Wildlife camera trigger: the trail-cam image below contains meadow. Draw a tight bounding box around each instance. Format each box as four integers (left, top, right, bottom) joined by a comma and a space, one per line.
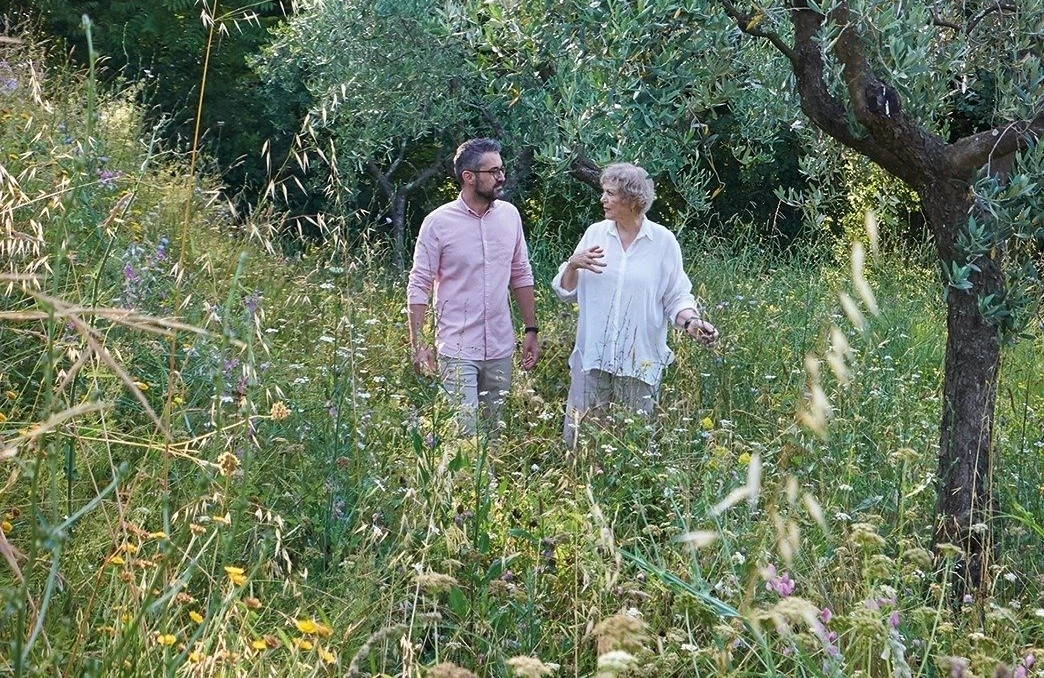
2, 38, 1043, 678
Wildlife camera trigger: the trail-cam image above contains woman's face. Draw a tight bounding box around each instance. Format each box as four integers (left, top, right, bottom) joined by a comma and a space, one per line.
600, 181, 638, 222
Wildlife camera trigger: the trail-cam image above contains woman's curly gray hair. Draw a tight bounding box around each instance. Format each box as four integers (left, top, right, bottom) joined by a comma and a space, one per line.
601, 162, 656, 215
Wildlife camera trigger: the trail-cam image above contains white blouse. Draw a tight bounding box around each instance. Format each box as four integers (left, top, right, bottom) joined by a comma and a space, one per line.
551, 218, 697, 386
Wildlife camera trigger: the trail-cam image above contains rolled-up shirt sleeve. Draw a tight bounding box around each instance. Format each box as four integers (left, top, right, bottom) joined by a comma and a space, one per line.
660, 234, 697, 325
407, 216, 439, 305
509, 220, 535, 289
551, 229, 591, 303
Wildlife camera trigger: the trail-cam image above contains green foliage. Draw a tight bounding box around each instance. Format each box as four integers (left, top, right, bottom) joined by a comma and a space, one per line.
13, 0, 293, 196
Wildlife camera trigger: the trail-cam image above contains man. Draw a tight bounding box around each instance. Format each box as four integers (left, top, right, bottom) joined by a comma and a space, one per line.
407, 138, 540, 436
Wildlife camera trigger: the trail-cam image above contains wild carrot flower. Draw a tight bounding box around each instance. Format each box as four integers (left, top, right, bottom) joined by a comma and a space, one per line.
428, 663, 478, 678
506, 655, 555, 677
270, 401, 291, 420
217, 451, 239, 477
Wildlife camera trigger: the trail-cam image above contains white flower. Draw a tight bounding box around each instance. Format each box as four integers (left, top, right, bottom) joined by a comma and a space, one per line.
318, 335, 335, 343
596, 650, 636, 673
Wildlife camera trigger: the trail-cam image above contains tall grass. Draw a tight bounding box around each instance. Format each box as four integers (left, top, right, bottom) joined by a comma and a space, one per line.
1, 29, 1042, 678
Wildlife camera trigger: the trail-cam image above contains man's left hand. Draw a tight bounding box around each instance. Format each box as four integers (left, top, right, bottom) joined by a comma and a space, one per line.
521, 332, 540, 370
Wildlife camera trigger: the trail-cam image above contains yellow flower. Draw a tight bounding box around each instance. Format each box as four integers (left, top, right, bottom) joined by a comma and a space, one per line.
295, 619, 318, 634
737, 452, 752, 466
4, 390, 16, 400
133, 381, 150, 392
224, 565, 247, 586
270, 401, 291, 421
0, 412, 7, 423
293, 638, 314, 651
156, 633, 177, 646
700, 416, 714, 430
188, 651, 204, 663
189, 610, 204, 624
109, 555, 125, 566
120, 543, 138, 554
1, 520, 12, 533
319, 647, 336, 663
251, 638, 268, 650
148, 531, 168, 539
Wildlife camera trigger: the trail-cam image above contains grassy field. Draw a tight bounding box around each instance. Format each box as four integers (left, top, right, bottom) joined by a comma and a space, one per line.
2, 39, 1043, 678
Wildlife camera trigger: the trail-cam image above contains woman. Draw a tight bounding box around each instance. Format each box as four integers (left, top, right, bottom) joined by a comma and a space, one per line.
552, 162, 718, 445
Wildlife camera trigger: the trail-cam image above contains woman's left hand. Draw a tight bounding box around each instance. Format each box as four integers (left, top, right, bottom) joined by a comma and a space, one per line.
685, 318, 719, 346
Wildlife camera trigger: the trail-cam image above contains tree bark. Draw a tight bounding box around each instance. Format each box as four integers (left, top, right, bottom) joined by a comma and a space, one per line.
920, 185, 1001, 593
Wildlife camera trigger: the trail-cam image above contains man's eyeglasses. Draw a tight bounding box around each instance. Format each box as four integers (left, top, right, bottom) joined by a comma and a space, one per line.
470, 167, 506, 177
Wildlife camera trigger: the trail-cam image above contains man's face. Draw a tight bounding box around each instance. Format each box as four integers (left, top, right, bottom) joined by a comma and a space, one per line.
468, 152, 506, 202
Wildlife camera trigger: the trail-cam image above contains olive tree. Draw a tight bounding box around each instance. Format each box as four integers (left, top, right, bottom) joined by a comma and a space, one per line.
256, 0, 487, 264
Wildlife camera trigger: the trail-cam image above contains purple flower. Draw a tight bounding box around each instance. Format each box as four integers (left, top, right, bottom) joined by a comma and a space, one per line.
888, 610, 900, 629
1013, 667, 1026, 678
764, 564, 796, 597
820, 607, 833, 624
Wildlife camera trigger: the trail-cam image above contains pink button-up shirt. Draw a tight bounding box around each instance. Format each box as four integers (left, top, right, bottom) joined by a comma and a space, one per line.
407, 195, 534, 360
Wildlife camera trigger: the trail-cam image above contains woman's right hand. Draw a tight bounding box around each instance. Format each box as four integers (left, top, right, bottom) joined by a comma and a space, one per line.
567, 246, 606, 274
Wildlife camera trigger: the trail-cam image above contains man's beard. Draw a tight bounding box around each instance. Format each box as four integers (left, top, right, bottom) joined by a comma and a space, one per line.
476, 183, 504, 202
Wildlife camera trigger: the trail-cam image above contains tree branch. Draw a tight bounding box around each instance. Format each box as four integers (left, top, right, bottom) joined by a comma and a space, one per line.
568, 147, 602, 190
404, 151, 452, 194
365, 160, 395, 199
929, 1, 1017, 34
946, 108, 1044, 175
716, 0, 799, 67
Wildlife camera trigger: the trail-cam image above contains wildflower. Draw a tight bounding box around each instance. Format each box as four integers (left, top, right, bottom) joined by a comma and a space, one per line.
414, 571, 458, 594
295, 618, 332, 637
132, 380, 149, 391
763, 564, 796, 597
889, 610, 900, 628
737, 452, 751, 466
592, 614, 647, 654
318, 647, 336, 663
4, 390, 16, 400
935, 542, 964, 559
700, 417, 714, 430
428, 663, 478, 678
189, 611, 204, 624
155, 633, 177, 646
108, 555, 125, 566
595, 650, 637, 677
223, 565, 247, 586
850, 523, 886, 550
189, 523, 206, 535
188, 651, 204, 663
506, 656, 554, 677
293, 638, 314, 651
269, 401, 291, 421
148, 531, 167, 539
250, 638, 267, 650
820, 607, 833, 624
0, 413, 7, 423
216, 451, 238, 477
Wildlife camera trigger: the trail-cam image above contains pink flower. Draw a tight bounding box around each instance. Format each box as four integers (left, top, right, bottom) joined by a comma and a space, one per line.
889, 611, 900, 629
763, 565, 796, 597
820, 607, 833, 624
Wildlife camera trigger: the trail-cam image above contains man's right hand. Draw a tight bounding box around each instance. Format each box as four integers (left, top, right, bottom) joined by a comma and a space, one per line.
412, 344, 436, 377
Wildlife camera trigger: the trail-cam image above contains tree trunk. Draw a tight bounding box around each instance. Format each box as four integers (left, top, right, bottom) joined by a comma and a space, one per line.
921, 184, 1002, 594
391, 191, 407, 270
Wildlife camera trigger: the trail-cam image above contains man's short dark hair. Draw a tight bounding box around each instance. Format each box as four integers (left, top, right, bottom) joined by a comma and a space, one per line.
453, 138, 502, 182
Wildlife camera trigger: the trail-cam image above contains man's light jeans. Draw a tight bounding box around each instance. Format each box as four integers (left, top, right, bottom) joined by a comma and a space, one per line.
438, 355, 513, 436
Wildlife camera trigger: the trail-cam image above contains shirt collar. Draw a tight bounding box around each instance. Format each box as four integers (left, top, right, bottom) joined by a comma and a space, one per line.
457, 193, 498, 218
609, 217, 653, 241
